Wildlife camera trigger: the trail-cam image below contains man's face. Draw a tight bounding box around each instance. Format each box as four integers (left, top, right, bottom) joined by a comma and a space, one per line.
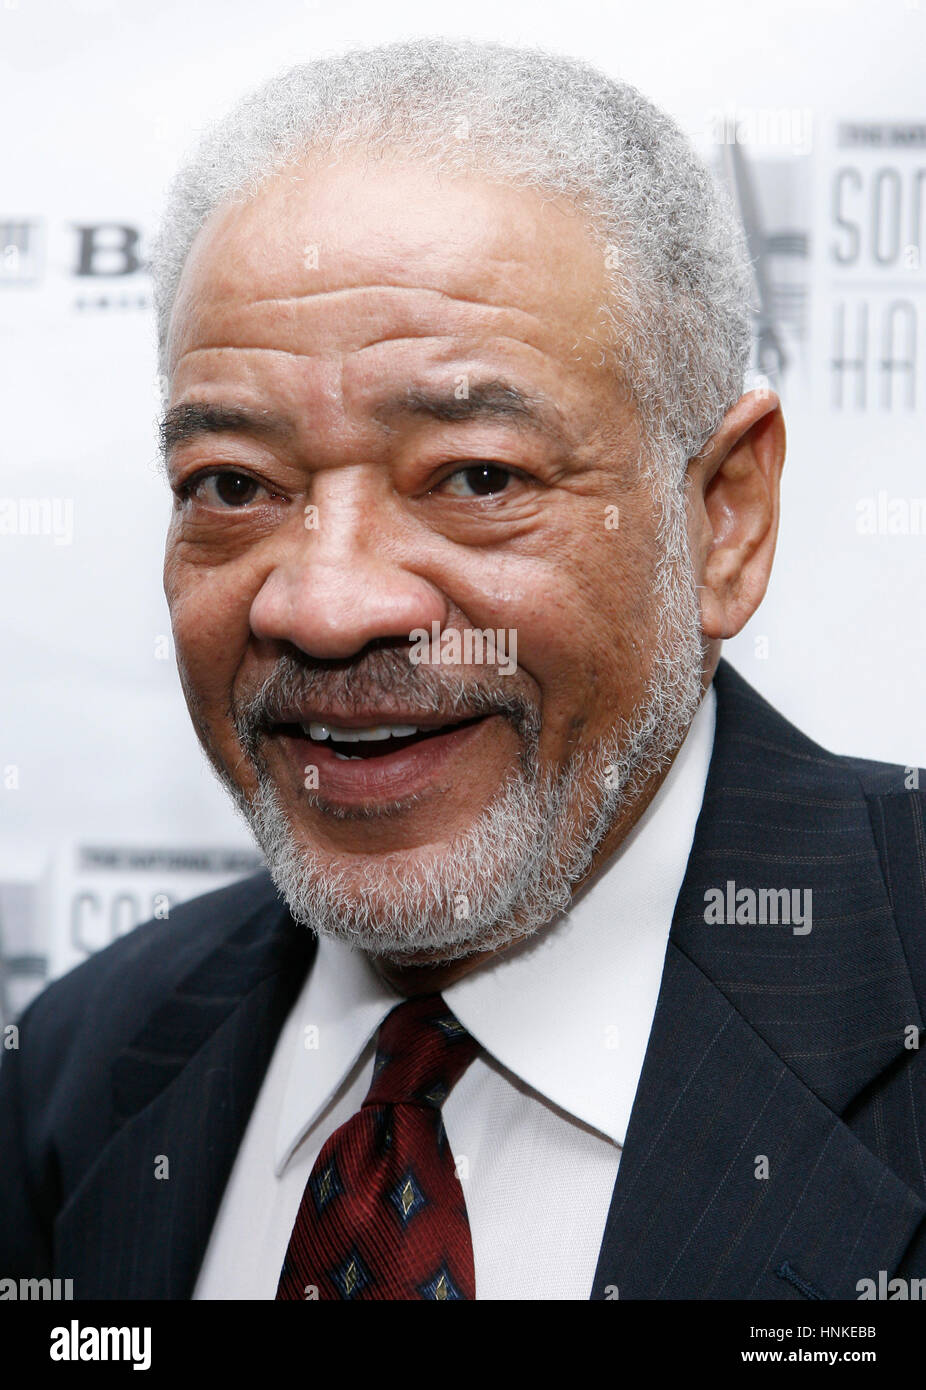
162, 153, 703, 961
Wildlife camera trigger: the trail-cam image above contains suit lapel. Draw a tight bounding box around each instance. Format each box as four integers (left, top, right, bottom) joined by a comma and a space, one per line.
55, 898, 316, 1299
592, 660, 926, 1299
591, 944, 924, 1298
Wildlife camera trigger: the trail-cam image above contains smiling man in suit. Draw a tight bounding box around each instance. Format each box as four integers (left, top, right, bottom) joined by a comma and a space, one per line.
3, 37, 926, 1302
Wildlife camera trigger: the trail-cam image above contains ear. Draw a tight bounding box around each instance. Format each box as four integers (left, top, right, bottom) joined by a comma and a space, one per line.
686, 388, 786, 641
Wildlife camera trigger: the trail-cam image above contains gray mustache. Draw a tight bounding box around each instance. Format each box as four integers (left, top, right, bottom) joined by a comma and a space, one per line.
233, 648, 540, 752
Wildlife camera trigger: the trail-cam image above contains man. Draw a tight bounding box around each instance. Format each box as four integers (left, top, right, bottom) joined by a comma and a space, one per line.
2, 37, 925, 1302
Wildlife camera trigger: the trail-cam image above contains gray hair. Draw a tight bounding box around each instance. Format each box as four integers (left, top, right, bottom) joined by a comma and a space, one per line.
151, 37, 756, 484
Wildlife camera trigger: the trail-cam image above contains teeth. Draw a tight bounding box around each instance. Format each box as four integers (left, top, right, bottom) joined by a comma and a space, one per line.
356, 725, 417, 741
300, 722, 419, 743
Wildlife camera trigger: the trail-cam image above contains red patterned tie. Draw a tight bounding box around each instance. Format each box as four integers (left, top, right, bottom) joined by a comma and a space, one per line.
276, 994, 479, 1301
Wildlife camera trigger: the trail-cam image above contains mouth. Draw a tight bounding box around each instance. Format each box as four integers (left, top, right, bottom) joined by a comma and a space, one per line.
265, 712, 498, 807
273, 713, 486, 758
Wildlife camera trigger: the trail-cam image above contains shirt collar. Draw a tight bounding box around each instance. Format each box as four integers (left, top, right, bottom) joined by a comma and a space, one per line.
274, 934, 397, 1175
275, 684, 716, 1172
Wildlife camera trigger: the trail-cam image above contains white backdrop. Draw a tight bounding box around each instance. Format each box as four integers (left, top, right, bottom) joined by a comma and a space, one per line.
1, 0, 924, 1018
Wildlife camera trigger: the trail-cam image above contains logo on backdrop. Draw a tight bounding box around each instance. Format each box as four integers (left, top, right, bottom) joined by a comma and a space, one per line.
829, 122, 926, 411
0, 220, 149, 309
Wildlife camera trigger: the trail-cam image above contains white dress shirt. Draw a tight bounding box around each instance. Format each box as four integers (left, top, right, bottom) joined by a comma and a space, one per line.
194, 685, 716, 1300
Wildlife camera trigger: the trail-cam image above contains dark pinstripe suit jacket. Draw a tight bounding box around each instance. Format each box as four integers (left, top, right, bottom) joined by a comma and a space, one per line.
3, 658, 926, 1300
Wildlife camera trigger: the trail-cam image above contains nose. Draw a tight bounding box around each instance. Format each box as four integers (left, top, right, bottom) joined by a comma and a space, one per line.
248, 471, 447, 660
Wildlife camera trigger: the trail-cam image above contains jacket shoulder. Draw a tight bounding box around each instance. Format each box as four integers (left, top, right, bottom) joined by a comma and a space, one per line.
713, 659, 923, 798
0, 869, 292, 1278
32, 866, 277, 1004
713, 659, 926, 1001
7, 869, 282, 1087
842, 753, 924, 799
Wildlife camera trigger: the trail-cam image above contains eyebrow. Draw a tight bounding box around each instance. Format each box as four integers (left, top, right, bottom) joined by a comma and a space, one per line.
159, 379, 569, 459
159, 403, 295, 458
376, 380, 569, 441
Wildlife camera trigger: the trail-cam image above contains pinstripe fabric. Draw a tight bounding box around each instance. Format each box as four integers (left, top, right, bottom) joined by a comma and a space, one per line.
670, 678, 919, 1111
6, 875, 317, 1299
854, 785, 926, 1281
589, 946, 924, 1299
590, 664, 926, 1298
3, 659, 926, 1299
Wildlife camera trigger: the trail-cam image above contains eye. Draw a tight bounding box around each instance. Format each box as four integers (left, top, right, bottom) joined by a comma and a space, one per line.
176, 469, 270, 509
440, 464, 517, 498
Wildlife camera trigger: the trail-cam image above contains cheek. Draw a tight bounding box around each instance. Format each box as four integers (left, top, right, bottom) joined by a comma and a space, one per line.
165, 547, 255, 717
519, 525, 659, 674
447, 523, 660, 753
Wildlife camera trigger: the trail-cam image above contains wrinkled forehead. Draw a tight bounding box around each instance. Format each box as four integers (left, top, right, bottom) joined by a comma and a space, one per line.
166, 152, 615, 385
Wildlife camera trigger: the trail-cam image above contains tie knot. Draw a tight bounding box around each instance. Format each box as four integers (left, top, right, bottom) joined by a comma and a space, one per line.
364, 995, 478, 1110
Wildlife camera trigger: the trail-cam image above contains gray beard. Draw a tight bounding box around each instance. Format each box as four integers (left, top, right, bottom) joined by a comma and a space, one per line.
213, 490, 706, 963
